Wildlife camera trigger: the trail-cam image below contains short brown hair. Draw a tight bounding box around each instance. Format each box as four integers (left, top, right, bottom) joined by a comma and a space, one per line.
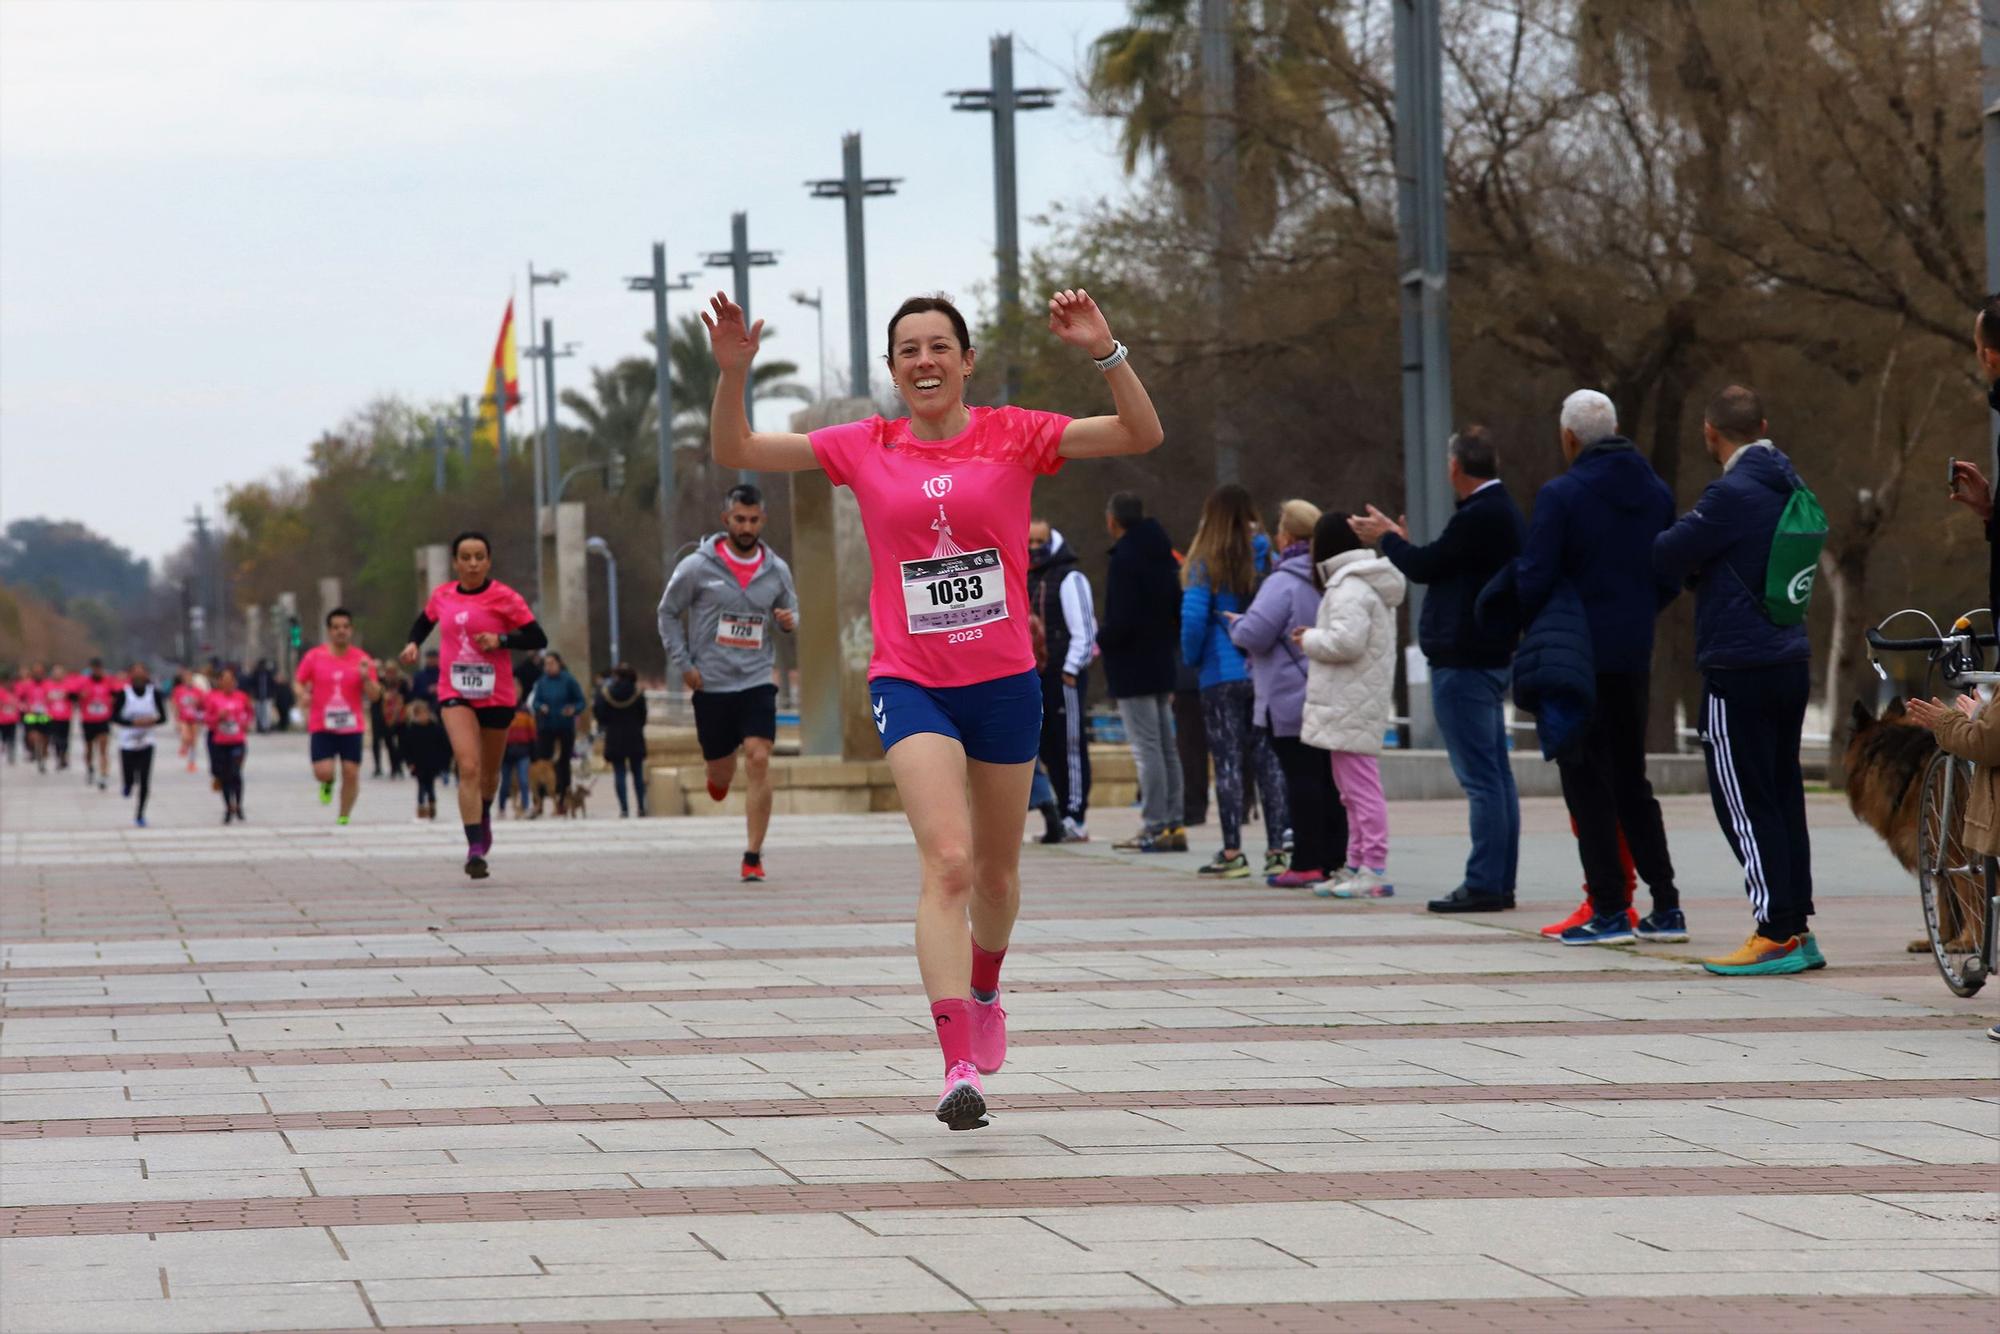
1704, 384, 1765, 444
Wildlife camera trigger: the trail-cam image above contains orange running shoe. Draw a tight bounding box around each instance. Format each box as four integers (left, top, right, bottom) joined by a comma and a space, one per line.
740, 853, 765, 883
1702, 933, 1810, 975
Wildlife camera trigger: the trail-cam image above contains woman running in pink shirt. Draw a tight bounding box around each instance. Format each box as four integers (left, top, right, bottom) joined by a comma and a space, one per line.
702, 287, 1162, 1130
399, 531, 548, 879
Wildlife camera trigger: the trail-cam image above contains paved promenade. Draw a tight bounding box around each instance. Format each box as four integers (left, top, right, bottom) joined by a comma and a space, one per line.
2, 734, 1995, 1333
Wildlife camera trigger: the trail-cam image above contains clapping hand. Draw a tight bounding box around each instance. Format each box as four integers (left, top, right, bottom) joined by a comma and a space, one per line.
1348, 505, 1407, 546
701, 293, 763, 376
1903, 696, 1974, 729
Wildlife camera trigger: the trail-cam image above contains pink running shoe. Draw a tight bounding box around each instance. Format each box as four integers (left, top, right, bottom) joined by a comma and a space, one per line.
972, 999, 1007, 1074
935, 1060, 989, 1131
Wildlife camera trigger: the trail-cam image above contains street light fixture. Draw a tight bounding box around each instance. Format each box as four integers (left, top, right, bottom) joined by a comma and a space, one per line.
585, 536, 620, 667
790, 289, 826, 401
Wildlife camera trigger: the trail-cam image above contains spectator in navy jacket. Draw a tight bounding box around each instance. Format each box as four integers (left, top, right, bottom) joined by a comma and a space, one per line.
1353, 426, 1526, 914
1098, 493, 1187, 852
1510, 389, 1685, 947
1655, 385, 1818, 976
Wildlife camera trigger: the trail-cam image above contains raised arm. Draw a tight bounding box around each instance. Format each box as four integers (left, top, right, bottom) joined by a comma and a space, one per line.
1048, 291, 1165, 460
704, 293, 822, 474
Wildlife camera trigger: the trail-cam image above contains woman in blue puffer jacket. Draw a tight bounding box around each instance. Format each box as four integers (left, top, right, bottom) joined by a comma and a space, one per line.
1181, 484, 1290, 880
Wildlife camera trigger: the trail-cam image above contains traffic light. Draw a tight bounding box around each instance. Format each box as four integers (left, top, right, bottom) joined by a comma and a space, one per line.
288, 617, 302, 651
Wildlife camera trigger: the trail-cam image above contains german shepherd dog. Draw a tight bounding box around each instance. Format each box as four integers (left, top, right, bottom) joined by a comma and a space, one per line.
1845, 699, 1981, 950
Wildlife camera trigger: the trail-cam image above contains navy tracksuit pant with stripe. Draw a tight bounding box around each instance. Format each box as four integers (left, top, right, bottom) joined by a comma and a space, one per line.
1040, 666, 1091, 826
1700, 661, 1814, 941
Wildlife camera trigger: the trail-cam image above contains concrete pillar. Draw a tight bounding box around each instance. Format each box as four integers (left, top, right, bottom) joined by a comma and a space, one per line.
415, 544, 449, 595
242, 605, 265, 666
551, 500, 591, 690
789, 398, 878, 759
316, 577, 343, 629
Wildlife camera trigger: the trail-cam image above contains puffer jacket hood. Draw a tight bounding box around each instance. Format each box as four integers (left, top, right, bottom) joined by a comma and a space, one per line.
1298, 549, 1407, 755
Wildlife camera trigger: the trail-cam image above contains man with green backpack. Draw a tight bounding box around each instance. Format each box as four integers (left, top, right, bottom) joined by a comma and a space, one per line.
1655, 384, 1827, 975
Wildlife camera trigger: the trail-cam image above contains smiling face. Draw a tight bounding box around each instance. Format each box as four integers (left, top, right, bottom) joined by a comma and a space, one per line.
889, 311, 974, 424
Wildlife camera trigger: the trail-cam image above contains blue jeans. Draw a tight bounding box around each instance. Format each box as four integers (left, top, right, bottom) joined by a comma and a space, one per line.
1432, 667, 1519, 895
497, 749, 532, 812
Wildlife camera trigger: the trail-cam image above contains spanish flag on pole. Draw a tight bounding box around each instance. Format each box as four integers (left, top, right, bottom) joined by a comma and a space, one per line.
472, 299, 522, 450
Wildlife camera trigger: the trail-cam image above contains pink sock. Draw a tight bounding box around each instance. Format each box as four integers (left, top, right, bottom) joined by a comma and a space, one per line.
931, 999, 975, 1072
969, 941, 1006, 1000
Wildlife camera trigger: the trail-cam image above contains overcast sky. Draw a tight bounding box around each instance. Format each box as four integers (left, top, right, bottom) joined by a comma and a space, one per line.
0, 0, 1136, 566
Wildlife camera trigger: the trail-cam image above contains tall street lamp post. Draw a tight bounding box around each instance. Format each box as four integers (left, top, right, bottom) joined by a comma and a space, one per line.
523, 332, 580, 614
627, 244, 696, 581
790, 289, 826, 401
704, 213, 778, 482
949, 34, 1056, 406
808, 133, 900, 408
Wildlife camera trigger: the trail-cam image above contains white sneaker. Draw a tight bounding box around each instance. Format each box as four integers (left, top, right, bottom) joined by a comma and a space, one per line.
1330, 868, 1395, 899
1311, 866, 1362, 899
1060, 817, 1090, 843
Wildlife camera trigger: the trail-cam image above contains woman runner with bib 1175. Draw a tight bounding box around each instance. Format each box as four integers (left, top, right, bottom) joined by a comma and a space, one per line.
703, 288, 1163, 1130
399, 531, 547, 879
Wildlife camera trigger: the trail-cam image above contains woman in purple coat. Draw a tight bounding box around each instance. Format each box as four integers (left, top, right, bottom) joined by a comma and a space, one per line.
1230, 500, 1345, 887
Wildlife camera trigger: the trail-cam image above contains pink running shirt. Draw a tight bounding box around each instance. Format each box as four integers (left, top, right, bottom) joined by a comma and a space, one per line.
424, 579, 533, 709
43, 678, 74, 722
16, 679, 46, 718
205, 689, 253, 743
809, 406, 1070, 688
76, 674, 119, 723
296, 645, 377, 734
171, 683, 205, 723
0, 684, 17, 725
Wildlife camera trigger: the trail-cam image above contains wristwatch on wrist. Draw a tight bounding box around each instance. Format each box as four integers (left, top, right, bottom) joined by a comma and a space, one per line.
1093, 340, 1129, 373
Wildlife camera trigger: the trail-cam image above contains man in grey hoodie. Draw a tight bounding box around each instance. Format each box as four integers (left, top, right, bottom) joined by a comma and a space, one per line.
658, 484, 799, 881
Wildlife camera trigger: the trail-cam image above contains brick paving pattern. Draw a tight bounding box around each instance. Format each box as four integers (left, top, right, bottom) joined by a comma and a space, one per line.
2, 736, 1995, 1332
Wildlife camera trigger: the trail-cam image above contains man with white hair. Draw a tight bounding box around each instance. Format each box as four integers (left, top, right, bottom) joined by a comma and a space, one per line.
1507, 389, 1685, 946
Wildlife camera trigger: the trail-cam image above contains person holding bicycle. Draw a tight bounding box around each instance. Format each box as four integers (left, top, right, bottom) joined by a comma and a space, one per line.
1656, 385, 1820, 975
1904, 691, 2000, 1041
1945, 294, 2000, 618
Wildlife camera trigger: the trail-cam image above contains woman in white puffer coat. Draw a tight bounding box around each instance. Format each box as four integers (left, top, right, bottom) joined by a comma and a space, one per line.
1290, 511, 1407, 898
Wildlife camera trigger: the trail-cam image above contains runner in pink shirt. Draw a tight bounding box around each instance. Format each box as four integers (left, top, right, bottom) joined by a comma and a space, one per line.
203, 667, 254, 824
42, 662, 75, 772
399, 531, 546, 880
296, 608, 381, 825
171, 672, 207, 771
76, 659, 122, 791
17, 667, 49, 771
0, 674, 18, 765
701, 286, 1163, 1131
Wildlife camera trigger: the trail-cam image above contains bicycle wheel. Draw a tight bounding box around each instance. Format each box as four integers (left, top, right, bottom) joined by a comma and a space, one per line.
1915, 749, 1988, 997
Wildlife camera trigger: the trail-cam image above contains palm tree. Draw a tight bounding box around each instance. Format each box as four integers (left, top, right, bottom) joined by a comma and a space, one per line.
654, 312, 809, 448
560, 318, 809, 495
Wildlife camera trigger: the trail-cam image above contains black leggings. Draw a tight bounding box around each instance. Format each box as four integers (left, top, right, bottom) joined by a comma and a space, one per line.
208, 740, 244, 811
372, 720, 403, 776
48, 718, 70, 762
415, 773, 438, 808
120, 747, 154, 819
1199, 681, 1289, 853
0, 722, 13, 761
1270, 733, 1347, 876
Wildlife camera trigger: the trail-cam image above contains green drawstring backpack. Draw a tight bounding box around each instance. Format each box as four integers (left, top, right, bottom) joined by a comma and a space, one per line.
1763, 484, 1827, 626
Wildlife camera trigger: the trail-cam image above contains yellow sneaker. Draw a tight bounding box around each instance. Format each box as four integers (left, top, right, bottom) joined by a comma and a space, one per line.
1702, 932, 1810, 976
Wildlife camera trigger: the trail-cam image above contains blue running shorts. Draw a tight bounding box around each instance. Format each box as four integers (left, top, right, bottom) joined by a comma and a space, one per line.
309, 731, 364, 765
869, 669, 1042, 765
